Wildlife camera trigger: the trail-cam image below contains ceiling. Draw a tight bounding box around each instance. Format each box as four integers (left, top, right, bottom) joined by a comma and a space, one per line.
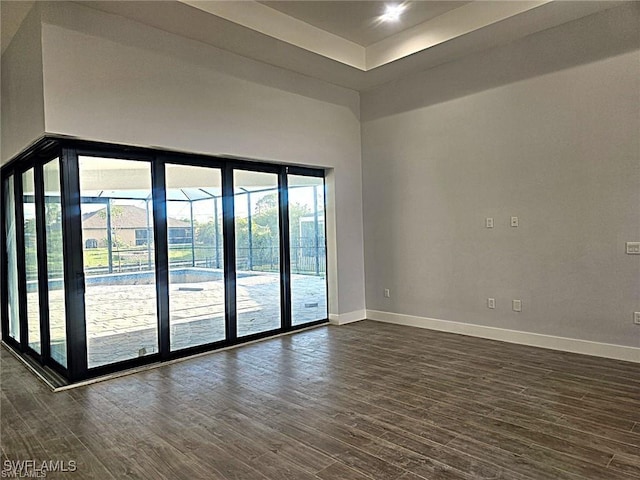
1, 1, 625, 90
1, 0, 35, 55
259, 1, 471, 47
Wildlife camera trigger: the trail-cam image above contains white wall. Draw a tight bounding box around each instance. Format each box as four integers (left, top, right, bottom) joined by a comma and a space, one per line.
34, 2, 366, 318
361, 4, 640, 349
1, 5, 45, 163
2, 1, 638, 355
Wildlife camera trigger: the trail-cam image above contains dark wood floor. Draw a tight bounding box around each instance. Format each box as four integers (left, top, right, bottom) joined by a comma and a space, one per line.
2, 320, 639, 480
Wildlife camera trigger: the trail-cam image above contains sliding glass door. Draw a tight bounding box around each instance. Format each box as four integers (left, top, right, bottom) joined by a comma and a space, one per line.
234, 170, 282, 337
43, 159, 68, 367
165, 164, 226, 351
22, 169, 41, 353
78, 157, 158, 368
3, 176, 20, 343
288, 174, 327, 326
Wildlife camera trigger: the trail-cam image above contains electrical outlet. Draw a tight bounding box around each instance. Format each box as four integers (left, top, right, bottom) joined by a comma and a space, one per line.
485, 217, 494, 228
384, 289, 390, 298
634, 312, 640, 325
626, 242, 640, 254
512, 299, 522, 312
511, 216, 519, 227
487, 298, 495, 309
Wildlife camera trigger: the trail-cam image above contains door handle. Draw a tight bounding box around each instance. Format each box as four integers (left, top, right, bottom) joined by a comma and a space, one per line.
76, 272, 85, 295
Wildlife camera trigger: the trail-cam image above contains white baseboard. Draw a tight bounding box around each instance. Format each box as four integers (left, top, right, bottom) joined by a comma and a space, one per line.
366, 310, 640, 364
329, 309, 367, 326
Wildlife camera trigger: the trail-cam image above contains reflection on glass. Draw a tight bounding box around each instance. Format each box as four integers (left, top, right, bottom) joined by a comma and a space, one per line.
4, 176, 20, 342
166, 164, 225, 350
79, 157, 158, 368
44, 159, 67, 367
288, 175, 327, 325
22, 169, 41, 353
234, 170, 281, 336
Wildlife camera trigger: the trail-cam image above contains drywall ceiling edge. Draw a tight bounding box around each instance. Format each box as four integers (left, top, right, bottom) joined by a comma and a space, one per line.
67, 0, 627, 91
181, 0, 366, 69
365, 0, 550, 69
179, 0, 554, 71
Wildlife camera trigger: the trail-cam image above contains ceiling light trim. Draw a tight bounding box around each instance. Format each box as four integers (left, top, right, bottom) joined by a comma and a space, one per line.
380, 3, 407, 23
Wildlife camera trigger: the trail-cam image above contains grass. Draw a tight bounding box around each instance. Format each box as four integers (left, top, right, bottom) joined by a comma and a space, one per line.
83, 245, 221, 269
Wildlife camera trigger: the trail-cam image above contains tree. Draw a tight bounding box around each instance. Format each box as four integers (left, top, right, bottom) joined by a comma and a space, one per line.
23, 217, 38, 279
98, 204, 127, 248
196, 220, 219, 245
241, 193, 310, 271
45, 203, 65, 277
191, 192, 315, 272
255, 194, 277, 215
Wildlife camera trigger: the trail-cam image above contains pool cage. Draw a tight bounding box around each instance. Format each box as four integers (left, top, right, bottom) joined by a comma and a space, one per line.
1, 138, 328, 385
81, 185, 325, 277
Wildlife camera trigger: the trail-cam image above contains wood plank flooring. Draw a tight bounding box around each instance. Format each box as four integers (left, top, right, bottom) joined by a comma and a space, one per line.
1, 320, 639, 479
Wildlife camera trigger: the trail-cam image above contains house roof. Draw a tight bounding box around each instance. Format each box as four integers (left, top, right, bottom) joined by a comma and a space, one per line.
82, 205, 191, 229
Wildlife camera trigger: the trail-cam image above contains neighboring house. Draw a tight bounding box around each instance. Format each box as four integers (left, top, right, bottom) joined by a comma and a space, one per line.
82, 205, 191, 248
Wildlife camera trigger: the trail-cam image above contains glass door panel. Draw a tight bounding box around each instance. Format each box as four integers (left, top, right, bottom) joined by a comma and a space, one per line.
22, 169, 41, 353
4, 176, 20, 342
166, 164, 225, 350
288, 175, 328, 325
234, 170, 281, 336
79, 157, 158, 368
43, 159, 67, 367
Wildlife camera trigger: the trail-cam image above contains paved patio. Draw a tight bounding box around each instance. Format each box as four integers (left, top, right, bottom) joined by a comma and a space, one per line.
29, 272, 327, 368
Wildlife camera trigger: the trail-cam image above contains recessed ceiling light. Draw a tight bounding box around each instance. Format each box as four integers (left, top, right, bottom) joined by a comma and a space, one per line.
380, 4, 406, 23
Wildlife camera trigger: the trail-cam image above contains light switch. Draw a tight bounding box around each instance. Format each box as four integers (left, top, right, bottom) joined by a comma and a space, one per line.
486, 217, 494, 228
511, 216, 519, 228
626, 242, 640, 254
512, 299, 522, 312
